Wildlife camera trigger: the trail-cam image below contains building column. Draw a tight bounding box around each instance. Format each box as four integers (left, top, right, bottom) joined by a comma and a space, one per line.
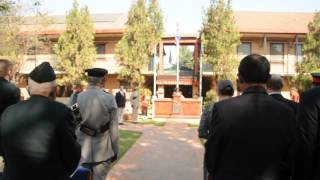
157, 85, 164, 99
159, 42, 164, 74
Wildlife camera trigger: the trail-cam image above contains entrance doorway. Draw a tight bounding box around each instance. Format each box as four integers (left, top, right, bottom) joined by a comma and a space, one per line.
164, 85, 193, 98
202, 77, 213, 98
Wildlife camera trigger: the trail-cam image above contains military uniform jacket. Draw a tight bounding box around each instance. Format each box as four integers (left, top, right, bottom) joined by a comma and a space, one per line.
0, 95, 81, 180
295, 87, 320, 180
130, 90, 139, 108
76, 86, 119, 163
205, 86, 298, 180
0, 77, 20, 116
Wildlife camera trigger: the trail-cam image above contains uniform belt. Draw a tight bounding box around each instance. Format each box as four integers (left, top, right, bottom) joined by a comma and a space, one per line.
80, 121, 111, 137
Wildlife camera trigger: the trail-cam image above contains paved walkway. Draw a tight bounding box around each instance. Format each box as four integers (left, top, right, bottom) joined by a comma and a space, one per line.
108, 119, 204, 180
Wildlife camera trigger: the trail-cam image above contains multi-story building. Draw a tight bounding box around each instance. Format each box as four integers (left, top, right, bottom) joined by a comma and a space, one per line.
17, 11, 314, 117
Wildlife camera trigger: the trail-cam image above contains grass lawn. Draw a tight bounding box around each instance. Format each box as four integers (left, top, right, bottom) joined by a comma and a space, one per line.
138, 117, 166, 127
200, 138, 206, 145
117, 129, 143, 161
187, 123, 199, 128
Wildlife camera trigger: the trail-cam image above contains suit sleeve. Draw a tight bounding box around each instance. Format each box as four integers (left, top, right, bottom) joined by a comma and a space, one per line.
294, 92, 318, 180
57, 108, 81, 175
7, 87, 20, 106
109, 97, 119, 155
205, 105, 229, 175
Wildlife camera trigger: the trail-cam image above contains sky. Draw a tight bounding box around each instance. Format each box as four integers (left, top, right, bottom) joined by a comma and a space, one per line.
24, 0, 320, 34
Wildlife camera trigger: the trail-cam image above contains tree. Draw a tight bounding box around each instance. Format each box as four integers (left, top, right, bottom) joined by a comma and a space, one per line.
0, 0, 53, 82
0, 2, 22, 71
294, 11, 320, 91
179, 46, 194, 70
0, 0, 12, 13
54, 0, 96, 87
116, 0, 163, 85
201, 0, 240, 81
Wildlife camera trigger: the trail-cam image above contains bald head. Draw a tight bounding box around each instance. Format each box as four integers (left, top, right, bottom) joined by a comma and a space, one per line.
0, 59, 13, 78
267, 74, 284, 92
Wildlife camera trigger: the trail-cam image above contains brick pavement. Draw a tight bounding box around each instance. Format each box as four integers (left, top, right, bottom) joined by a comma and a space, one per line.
108, 119, 204, 180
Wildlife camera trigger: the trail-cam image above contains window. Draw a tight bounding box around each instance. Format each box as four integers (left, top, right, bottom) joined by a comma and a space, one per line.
95, 44, 106, 54
26, 46, 36, 55
237, 42, 251, 57
96, 44, 106, 60
270, 43, 284, 62
296, 44, 303, 63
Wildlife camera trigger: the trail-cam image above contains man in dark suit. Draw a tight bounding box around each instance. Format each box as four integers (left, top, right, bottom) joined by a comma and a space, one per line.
0, 62, 81, 180
0, 59, 20, 116
115, 85, 126, 125
267, 74, 298, 114
205, 54, 297, 180
294, 73, 320, 180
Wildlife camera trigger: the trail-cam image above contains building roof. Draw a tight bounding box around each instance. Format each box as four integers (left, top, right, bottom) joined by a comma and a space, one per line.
234, 11, 314, 34
21, 13, 127, 35
20, 11, 315, 35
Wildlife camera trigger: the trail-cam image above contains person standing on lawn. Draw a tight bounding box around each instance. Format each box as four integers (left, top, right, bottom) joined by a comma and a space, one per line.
76, 68, 119, 180
115, 85, 126, 125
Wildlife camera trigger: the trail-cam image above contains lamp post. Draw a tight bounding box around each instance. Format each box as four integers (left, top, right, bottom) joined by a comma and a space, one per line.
199, 33, 204, 111
33, 1, 41, 68
152, 46, 157, 117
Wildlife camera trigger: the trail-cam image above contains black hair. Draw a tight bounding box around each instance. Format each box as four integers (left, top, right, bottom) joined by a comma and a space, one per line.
238, 54, 271, 84
219, 85, 234, 96
266, 75, 283, 91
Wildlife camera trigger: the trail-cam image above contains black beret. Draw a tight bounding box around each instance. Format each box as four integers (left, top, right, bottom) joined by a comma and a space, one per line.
311, 72, 320, 84
29, 62, 56, 83
85, 68, 108, 77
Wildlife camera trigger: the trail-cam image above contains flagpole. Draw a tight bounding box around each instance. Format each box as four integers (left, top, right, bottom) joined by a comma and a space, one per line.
176, 23, 180, 91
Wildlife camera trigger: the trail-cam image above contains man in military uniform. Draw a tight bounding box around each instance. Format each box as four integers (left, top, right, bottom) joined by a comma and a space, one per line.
295, 73, 320, 180
76, 68, 119, 180
130, 85, 140, 123
0, 59, 20, 116
0, 62, 81, 180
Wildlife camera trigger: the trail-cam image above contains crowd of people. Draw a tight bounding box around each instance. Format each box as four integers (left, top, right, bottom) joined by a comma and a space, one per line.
0, 59, 120, 180
198, 54, 320, 180
1, 52, 320, 180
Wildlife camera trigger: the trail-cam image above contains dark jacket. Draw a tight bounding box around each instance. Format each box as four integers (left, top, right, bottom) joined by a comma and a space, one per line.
0, 95, 81, 180
205, 86, 297, 180
115, 91, 126, 108
295, 87, 320, 180
0, 77, 20, 116
270, 93, 298, 115
198, 103, 214, 139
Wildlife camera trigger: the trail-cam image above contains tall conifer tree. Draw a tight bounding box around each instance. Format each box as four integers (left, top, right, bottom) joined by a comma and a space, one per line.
201, 0, 240, 80
116, 0, 163, 85
295, 12, 320, 90
54, 0, 96, 87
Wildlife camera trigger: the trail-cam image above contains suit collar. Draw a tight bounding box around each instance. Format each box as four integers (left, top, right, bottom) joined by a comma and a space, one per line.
269, 92, 281, 95
242, 86, 268, 95
0, 77, 8, 82
87, 85, 100, 90
30, 95, 50, 100
270, 93, 283, 98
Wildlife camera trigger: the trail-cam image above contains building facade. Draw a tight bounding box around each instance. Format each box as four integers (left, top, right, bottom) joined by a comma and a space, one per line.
16, 11, 314, 116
